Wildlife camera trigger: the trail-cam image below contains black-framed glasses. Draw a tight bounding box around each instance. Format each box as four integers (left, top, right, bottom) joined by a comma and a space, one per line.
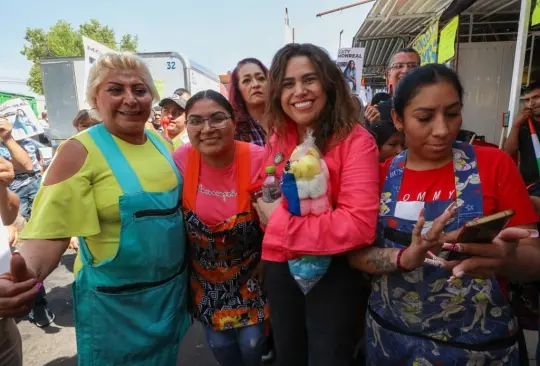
186, 113, 231, 130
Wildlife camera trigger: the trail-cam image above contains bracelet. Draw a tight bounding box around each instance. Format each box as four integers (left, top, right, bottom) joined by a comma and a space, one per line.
396, 247, 413, 272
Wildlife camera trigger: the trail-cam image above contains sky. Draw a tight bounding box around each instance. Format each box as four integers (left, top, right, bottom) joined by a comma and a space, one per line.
0, 0, 372, 97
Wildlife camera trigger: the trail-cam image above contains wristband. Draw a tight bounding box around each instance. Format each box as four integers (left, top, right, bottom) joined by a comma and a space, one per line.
396, 247, 413, 272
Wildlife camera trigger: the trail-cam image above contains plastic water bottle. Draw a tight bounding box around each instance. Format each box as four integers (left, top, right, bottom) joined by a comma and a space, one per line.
262, 166, 281, 203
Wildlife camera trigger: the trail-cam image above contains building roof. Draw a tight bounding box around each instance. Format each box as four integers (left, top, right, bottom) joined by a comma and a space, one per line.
353, 0, 523, 84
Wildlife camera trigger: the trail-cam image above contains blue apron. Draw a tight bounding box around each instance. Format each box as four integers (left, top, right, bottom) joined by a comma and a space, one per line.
73, 124, 190, 366
366, 142, 520, 365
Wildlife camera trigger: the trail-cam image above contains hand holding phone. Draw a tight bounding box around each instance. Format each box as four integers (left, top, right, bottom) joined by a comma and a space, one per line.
445, 210, 514, 261
456, 210, 514, 243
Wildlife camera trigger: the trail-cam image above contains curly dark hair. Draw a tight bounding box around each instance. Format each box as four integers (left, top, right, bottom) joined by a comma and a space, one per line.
265, 43, 359, 153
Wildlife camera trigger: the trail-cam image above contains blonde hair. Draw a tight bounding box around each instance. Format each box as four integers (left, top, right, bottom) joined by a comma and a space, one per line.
86, 52, 160, 119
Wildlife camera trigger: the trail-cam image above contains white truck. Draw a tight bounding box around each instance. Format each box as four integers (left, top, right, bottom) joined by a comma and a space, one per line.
40, 52, 221, 140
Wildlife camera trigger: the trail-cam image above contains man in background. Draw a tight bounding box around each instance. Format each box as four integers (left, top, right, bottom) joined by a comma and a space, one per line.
504, 82, 540, 198
174, 88, 191, 100
160, 94, 189, 148
365, 48, 420, 125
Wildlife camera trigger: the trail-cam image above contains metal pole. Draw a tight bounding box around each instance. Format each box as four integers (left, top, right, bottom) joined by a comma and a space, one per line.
469, 14, 473, 43
507, 0, 532, 133
316, 0, 375, 17
339, 30, 344, 49
527, 33, 536, 85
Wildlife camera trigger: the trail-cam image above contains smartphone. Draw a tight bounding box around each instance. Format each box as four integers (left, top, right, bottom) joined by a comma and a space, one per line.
377, 100, 393, 122
446, 210, 514, 261
456, 210, 515, 243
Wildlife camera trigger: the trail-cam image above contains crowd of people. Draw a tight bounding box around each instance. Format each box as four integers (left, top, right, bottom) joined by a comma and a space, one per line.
0, 41, 539, 366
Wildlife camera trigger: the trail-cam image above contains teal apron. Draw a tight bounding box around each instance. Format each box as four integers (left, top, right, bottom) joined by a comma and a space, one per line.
73, 124, 190, 366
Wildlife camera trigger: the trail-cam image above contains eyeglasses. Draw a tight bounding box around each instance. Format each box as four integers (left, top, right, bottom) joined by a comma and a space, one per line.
389, 62, 420, 70
161, 108, 183, 119
186, 113, 231, 131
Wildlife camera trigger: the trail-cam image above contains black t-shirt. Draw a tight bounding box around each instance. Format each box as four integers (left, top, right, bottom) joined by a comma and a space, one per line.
518, 118, 540, 185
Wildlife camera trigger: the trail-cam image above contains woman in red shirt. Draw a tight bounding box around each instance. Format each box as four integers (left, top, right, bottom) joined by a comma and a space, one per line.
253, 43, 379, 366
348, 64, 540, 365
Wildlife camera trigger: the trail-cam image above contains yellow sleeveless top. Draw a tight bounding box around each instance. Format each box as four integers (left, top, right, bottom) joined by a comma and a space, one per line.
21, 129, 177, 275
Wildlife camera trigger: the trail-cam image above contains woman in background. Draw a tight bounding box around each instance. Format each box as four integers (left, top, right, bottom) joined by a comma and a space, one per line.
343, 60, 357, 93
12, 110, 32, 137
229, 58, 269, 146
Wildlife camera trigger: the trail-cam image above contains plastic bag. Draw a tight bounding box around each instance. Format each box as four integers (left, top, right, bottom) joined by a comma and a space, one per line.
282, 129, 332, 294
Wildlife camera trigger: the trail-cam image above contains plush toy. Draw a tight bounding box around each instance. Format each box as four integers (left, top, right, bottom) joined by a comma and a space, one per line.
281, 130, 333, 294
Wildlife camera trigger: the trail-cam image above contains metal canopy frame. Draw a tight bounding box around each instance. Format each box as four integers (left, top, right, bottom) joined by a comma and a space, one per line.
353, 0, 524, 84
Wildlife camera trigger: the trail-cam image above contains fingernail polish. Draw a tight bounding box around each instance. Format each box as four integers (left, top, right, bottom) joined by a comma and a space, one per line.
447, 275, 456, 283
442, 243, 461, 252
528, 230, 539, 238
36, 282, 43, 290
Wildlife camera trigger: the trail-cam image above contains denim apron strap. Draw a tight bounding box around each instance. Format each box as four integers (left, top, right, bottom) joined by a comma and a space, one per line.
146, 131, 182, 184
87, 124, 143, 194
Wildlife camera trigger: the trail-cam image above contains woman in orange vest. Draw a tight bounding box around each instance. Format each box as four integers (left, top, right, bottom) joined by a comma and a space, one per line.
173, 90, 268, 366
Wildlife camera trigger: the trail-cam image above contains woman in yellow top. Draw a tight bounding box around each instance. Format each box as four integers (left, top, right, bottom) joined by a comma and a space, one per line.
0, 52, 190, 365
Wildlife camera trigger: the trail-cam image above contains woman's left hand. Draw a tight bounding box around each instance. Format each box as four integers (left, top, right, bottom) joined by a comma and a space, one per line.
253, 198, 281, 226
444, 227, 535, 279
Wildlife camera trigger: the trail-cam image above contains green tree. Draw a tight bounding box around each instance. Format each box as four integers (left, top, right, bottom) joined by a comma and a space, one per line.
21, 19, 138, 94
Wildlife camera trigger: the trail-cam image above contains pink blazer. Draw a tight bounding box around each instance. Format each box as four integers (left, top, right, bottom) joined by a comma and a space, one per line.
259, 122, 380, 262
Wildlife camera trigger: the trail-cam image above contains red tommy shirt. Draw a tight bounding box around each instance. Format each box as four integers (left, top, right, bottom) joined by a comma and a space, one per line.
380, 146, 538, 228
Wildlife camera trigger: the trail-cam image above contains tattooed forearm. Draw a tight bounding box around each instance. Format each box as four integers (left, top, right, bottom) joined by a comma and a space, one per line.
367, 248, 398, 272
348, 247, 399, 274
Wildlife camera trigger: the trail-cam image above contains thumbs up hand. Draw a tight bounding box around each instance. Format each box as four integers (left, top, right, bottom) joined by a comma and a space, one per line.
0, 252, 39, 318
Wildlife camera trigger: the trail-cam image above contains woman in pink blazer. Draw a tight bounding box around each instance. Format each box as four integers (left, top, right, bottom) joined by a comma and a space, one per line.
253, 43, 379, 366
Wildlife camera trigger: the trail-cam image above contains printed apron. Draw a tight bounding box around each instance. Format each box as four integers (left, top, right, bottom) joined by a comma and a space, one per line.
73, 124, 190, 366
366, 142, 520, 365
182, 141, 268, 330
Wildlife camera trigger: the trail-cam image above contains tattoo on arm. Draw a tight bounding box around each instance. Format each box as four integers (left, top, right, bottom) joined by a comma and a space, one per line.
366, 248, 397, 273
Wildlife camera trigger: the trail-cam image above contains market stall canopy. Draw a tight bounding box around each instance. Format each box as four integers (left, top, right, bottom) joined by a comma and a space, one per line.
353, 0, 523, 85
